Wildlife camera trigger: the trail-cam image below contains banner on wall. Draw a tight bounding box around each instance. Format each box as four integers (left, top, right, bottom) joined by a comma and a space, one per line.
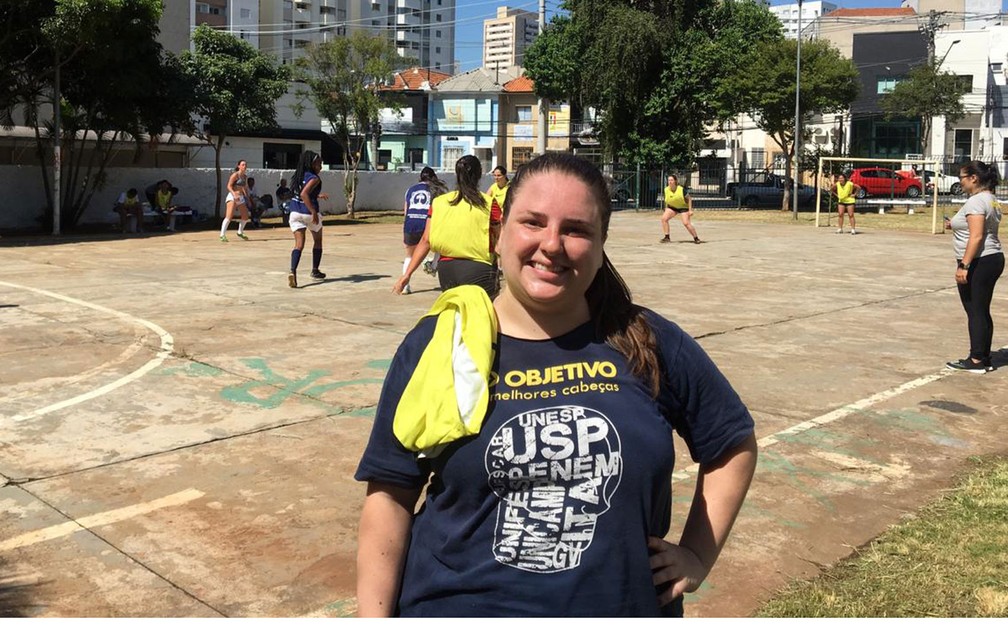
548, 103, 571, 137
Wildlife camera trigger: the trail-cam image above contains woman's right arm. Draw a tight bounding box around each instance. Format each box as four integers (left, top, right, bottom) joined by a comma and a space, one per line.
357, 481, 422, 617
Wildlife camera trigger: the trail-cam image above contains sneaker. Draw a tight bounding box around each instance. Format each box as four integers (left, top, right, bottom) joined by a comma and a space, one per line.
403, 284, 412, 295
850, 229, 857, 235
659, 235, 671, 243
422, 260, 436, 276
220, 235, 228, 242
288, 271, 297, 288
693, 237, 702, 244
945, 358, 991, 374
310, 269, 326, 280
237, 233, 249, 241
836, 228, 844, 234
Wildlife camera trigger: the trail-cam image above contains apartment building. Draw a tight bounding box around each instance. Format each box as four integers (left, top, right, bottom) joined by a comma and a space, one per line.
252, 1, 454, 71
483, 6, 539, 71
767, 1, 837, 39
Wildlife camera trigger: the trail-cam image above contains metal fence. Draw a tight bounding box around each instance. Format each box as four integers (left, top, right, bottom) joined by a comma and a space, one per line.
515, 154, 1008, 214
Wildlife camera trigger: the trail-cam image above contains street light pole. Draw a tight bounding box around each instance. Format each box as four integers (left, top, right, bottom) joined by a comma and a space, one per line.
792, 0, 803, 220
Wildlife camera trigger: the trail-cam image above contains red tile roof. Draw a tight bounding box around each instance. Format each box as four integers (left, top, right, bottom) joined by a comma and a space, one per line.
824, 8, 916, 17
385, 67, 452, 91
503, 75, 535, 93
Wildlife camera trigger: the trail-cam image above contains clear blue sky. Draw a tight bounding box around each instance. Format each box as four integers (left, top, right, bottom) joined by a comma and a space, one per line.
452, 0, 1007, 72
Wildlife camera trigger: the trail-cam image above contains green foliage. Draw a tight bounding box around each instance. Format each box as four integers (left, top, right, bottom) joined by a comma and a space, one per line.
293, 31, 407, 218
180, 24, 290, 217
0, 0, 201, 229
880, 62, 969, 155
525, 0, 782, 165
723, 37, 858, 209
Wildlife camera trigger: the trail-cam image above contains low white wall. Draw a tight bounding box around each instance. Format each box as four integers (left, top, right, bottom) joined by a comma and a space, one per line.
0, 166, 493, 230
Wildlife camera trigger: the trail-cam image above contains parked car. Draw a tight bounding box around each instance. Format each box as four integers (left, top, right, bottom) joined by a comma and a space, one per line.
726, 172, 782, 199
734, 174, 818, 209
919, 169, 963, 195
848, 167, 923, 198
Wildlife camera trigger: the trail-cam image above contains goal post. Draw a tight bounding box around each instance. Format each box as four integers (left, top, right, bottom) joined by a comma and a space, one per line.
815, 155, 943, 234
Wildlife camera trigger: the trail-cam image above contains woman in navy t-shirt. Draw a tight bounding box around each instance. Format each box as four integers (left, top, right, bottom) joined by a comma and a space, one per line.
356, 153, 757, 616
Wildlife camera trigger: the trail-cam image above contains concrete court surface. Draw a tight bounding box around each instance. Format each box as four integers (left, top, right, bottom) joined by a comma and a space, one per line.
1, 211, 1006, 618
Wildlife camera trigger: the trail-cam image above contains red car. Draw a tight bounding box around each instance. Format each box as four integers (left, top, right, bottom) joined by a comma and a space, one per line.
848, 167, 923, 199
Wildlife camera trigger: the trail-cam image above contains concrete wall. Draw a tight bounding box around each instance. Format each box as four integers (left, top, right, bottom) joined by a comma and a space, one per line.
0, 166, 492, 230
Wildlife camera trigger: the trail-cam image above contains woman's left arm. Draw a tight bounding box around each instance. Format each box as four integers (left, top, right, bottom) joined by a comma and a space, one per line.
957, 214, 986, 284
649, 433, 758, 606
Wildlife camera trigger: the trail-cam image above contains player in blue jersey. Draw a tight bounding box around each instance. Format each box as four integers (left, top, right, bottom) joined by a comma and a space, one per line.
356, 153, 758, 617
400, 167, 446, 294
286, 150, 328, 288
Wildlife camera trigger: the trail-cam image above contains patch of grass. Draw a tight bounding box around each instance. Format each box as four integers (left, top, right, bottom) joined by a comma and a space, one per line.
756, 456, 1008, 617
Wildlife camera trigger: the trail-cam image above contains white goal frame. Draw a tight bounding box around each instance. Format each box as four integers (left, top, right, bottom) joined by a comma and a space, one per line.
815, 156, 943, 234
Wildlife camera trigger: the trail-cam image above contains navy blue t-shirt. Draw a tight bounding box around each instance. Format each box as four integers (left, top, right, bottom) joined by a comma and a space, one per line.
355, 309, 754, 617
289, 172, 319, 214
403, 182, 433, 234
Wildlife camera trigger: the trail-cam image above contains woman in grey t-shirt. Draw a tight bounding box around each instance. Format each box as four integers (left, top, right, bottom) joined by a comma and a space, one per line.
945, 160, 1003, 373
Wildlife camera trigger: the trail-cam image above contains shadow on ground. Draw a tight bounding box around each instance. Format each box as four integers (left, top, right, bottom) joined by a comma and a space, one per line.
0, 558, 38, 617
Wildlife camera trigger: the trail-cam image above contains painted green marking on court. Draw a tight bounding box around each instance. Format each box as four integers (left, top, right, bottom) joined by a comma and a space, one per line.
860, 407, 955, 439
219, 358, 386, 410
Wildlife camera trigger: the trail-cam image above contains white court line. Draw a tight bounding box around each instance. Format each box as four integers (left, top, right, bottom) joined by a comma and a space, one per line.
671, 370, 949, 481
0, 281, 174, 422
0, 488, 204, 552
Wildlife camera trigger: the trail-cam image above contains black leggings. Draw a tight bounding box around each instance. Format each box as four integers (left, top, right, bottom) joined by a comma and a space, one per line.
957, 252, 1004, 363
437, 258, 499, 299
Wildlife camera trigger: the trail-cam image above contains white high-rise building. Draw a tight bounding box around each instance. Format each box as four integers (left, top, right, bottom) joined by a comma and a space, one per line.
483, 6, 539, 71
768, 1, 839, 39
255, 1, 454, 71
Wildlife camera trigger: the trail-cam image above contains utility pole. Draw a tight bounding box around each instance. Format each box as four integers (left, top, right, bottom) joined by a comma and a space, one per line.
918, 9, 947, 63
535, 0, 547, 157
792, 0, 802, 220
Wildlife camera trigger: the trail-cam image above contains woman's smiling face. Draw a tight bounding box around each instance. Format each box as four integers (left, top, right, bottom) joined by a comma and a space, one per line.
496, 171, 605, 317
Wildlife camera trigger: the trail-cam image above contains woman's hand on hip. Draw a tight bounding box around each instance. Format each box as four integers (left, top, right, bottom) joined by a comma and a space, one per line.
648, 536, 707, 607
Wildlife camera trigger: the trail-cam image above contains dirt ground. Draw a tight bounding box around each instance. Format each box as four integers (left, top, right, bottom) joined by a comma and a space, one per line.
1, 211, 1006, 617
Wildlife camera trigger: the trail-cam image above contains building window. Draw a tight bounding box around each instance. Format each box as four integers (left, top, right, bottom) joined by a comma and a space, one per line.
436, 30, 441, 37
1003, 137, 1008, 160
436, 14, 441, 21
240, 8, 251, 18
954, 129, 972, 159
443, 145, 464, 168
952, 75, 973, 92
512, 147, 533, 168
876, 77, 900, 94
516, 106, 532, 122
435, 46, 441, 53
992, 62, 1003, 74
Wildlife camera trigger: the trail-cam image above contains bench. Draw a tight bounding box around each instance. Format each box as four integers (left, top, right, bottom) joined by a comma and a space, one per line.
858, 199, 928, 214
111, 203, 199, 232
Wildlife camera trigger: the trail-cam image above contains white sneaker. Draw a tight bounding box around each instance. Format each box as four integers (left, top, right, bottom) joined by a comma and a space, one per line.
850, 229, 857, 235
403, 284, 412, 295
836, 228, 843, 234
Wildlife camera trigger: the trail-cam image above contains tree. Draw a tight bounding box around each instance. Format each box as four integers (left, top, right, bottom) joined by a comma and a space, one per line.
525, 0, 781, 165
180, 24, 290, 218
723, 38, 859, 211
1, 0, 197, 230
293, 31, 407, 218
879, 62, 968, 155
